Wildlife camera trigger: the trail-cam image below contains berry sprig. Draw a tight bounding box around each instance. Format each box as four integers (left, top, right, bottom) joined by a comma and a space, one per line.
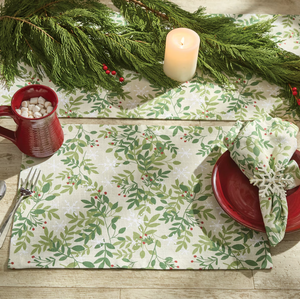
289, 84, 300, 106
102, 64, 124, 83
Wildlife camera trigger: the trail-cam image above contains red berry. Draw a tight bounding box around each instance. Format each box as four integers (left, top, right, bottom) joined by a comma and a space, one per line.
106, 70, 110, 75
293, 91, 298, 96
297, 99, 300, 106
103, 65, 108, 70
119, 77, 124, 82
111, 71, 116, 75
292, 87, 297, 91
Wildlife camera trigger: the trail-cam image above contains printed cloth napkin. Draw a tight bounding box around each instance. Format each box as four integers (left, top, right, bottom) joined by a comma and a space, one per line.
224, 116, 300, 246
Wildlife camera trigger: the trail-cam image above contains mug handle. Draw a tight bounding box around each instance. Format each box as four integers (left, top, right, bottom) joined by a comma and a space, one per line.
0, 106, 17, 144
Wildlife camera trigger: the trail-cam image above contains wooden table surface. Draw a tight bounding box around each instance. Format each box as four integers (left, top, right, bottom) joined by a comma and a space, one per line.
1, 0, 300, 298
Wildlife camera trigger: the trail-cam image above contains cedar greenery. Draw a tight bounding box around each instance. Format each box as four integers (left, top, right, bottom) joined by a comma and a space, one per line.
0, 0, 176, 91
0, 0, 299, 113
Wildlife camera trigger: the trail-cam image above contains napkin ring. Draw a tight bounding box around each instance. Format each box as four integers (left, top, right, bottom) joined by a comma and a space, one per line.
250, 164, 294, 198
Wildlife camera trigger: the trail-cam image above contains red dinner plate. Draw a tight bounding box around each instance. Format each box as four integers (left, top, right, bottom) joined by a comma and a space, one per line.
212, 150, 300, 233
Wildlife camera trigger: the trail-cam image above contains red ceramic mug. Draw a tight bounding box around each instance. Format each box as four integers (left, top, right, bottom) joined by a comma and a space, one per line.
0, 84, 64, 158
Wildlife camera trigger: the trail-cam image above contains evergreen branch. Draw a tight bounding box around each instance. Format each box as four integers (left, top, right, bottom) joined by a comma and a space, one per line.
123, 0, 169, 21
114, 0, 300, 109
0, 15, 56, 41
27, 0, 63, 17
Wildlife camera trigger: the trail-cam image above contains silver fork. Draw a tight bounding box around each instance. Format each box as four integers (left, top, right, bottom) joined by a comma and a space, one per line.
0, 168, 41, 248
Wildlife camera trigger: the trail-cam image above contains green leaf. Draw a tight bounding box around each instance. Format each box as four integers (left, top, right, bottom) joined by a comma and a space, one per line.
106, 243, 115, 249
245, 260, 258, 267
82, 261, 95, 268
160, 135, 170, 140
180, 184, 188, 192
253, 146, 260, 157
142, 143, 151, 150
193, 183, 201, 194
44, 195, 56, 201
198, 195, 208, 201
72, 245, 85, 252
42, 183, 50, 193
119, 227, 126, 234
232, 244, 245, 250
32, 209, 45, 215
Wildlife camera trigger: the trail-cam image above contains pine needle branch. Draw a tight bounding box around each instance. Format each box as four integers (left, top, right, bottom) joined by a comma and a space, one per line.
0, 0, 177, 91
113, 0, 300, 109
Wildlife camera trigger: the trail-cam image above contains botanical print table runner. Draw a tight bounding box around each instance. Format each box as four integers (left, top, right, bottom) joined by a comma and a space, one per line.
0, 14, 300, 121
8, 124, 272, 269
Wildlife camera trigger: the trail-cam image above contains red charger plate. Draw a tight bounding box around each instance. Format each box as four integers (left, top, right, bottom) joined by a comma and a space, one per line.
212, 150, 300, 233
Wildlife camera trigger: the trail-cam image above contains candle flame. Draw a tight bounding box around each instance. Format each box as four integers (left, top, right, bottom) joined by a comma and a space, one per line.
180, 37, 185, 46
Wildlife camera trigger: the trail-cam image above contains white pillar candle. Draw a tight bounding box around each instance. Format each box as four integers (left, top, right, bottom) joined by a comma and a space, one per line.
163, 28, 200, 82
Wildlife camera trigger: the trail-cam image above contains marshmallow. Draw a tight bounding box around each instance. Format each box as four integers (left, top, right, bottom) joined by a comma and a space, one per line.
21, 107, 28, 112
28, 115, 34, 118
44, 101, 52, 108
16, 109, 21, 115
21, 111, 28, 118
47, 106, 53, 114
34, 112, 42, 118
29, 97, 38, 104
38, 96, 46, 105
21, 101, 29, 107
40, 108, 47, 115
28, 104, 35, 111
32, 105, 41, 113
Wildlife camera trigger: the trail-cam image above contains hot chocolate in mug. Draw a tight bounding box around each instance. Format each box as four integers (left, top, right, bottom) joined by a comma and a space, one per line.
0, 84, 64, 157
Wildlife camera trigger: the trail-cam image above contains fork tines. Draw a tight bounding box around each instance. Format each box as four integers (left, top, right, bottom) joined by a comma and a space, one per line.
21, 168, 41, 191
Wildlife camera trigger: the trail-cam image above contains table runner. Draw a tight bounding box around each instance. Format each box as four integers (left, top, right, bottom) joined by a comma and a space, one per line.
8, 124, 272, 269
0, 14, 299, 121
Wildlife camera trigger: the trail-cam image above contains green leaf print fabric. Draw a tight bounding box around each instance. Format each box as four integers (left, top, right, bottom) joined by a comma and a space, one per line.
8, 124, 272, 269
224, 116, 300, 246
